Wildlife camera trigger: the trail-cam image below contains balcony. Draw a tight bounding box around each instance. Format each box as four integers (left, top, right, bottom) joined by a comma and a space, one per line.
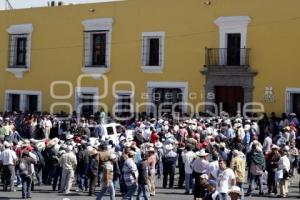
205, 48, 250, 67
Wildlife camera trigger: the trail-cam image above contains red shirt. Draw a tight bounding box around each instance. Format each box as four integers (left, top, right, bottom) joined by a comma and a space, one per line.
150, 132, 159, 144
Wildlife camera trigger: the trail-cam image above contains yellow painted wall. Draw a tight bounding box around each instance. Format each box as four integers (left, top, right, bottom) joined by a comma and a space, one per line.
0, 0, 300, 115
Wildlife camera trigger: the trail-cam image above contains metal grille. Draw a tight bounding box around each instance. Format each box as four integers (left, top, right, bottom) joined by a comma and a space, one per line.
205, 48, 250, 66
83, 30, 108, 68
8, 33, 29, 68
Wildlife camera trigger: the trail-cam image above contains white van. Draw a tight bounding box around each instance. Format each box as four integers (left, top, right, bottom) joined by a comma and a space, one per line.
99, 123, 125, 144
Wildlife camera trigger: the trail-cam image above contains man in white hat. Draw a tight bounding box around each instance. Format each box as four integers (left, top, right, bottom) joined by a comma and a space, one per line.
59, 145, 77, 194
155, 142, 164, 179
182, 145, 196, 195
0, 141, 17, 191
147, 147, 157, 196
162, 144, 177, 188
230, 150, 246, 199
97, 153, 117, 200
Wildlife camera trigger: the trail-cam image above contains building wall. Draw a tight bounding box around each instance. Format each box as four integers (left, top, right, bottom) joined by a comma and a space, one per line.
0, 0, 300, 115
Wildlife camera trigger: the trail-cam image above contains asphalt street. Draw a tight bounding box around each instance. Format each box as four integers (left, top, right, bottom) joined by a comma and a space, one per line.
0, 174, 299, 200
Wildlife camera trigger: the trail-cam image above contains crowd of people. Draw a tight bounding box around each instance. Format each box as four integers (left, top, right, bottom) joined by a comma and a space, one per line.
0, 110, 300, 200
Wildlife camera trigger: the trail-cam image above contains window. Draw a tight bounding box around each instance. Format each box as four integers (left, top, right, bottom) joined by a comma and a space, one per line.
75, 87, 99, 116
141, 32, 165, 73
5, 90, 41, 112
79, 93, 95, 115
82, 18, 113, 74
91, 31, 107, 66
9, 94, 20, 112
115, 92, 133, 119
6, 24, 33, 78
16, 36, 27, 66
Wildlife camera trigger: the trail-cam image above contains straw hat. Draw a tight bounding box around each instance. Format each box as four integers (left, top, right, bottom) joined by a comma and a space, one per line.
219, 142, 226, 148
271, 144, 280, 150
148, 147, 155, 152
66, 133, 74, 140
200, 174, 208, 179
165, 132, 172, 138
196, 149, 208, 157
229, 186, 241, 194
165, 144, 174, 151
48, 138, 59, 147
155, 142, 163, 148
89, 148, 98, 156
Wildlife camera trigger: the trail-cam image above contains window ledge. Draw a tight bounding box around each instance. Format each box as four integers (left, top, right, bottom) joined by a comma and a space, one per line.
81, 66, 110, 78
141, 66, 163, 73
6, 67, 29, 78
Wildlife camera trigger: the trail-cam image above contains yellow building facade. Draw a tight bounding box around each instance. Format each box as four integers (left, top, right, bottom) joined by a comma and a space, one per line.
0, 0, 300, 118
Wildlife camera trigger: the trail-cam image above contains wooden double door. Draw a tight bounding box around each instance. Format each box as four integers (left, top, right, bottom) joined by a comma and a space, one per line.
215, 86, 244, 115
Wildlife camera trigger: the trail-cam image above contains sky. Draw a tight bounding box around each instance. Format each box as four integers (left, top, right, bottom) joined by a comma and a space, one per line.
0, 0, 123, 10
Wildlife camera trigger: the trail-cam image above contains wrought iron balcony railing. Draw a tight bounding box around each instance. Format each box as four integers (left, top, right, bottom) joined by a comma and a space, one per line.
205, 48, 250, 66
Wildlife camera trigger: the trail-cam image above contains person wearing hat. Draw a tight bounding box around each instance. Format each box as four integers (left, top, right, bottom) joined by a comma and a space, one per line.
204, 180, 222, 200
147, 147, 156, 196
123, 150, 138, 200
59, 145, 77, 194
182, 144, 196, 195
230, 150, 246, 200
277, 149, 291, 198
191, 149, 209, 195
87, 149, 99, 196
155, 142, 164, 180
245, 143, 265, 197
265, 144, 281, 195
136, 152, 150, 200
0, 141, 17, 192
19, 150, 37, 199
162, 144, 177, 189
229, 186, 241, 200
194, 174, 209, 200
97, 153, 117, 200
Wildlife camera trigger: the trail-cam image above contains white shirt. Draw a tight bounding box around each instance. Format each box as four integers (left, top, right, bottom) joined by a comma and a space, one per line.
182, 150, 195, 174
0, 148, 17, 165
43, 119, 52, 129
215, 168, 235, 193
208, 160, 219, 179
278, 155, 290, 171
263, 136, 272, 153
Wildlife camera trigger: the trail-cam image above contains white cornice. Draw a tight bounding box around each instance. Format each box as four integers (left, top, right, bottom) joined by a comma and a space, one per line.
82, 18, 114, 31
7, 24, 33, 34
214, 16, 251, 28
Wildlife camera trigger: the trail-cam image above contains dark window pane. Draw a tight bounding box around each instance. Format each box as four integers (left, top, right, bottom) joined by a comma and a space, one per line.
148, 38, 159, 66
16, 37, 27, 66
81, 93, 94, 115
11, 94, 20, 112
28, 95, 38, 112
92, 33, 106, 66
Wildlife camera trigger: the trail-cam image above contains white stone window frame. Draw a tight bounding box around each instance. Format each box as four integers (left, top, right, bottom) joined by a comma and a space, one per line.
214, 16, 251, 65
114, 90, 135, 115
75, 87, 99, 115
285, 88, 300, 114
5, 89, 42, 112
146, 81, 188, 114
141, 32, 165, 73
6, 24, 33, 78
82, 18, 113, 74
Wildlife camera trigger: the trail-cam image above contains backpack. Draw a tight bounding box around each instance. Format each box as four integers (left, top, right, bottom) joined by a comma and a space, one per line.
19, 158, 30, 177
